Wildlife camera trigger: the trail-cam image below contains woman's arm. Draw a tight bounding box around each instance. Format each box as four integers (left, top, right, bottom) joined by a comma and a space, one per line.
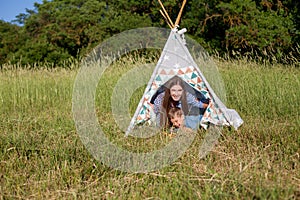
153, 92, 165, 113
186, 92, 208, 108
153, 92, 165, 126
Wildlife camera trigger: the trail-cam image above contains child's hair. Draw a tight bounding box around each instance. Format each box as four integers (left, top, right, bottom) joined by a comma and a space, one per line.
167, 107, 184, 122
168, 107, 184, 118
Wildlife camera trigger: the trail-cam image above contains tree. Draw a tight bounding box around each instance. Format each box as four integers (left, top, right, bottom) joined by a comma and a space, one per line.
199, 0, 297, 61
0, 21, 24, 65
10, 0, 157, 65
0, 0, 299, 66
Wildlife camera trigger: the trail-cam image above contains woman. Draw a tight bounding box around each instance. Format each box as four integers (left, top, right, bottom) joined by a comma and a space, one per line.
153, 76, 209, 129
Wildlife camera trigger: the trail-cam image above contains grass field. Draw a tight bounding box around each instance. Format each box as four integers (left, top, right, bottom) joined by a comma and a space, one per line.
0, 58, 299, 199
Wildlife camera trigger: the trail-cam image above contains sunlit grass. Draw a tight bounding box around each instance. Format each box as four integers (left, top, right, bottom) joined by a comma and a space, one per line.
0, 56, 299, 199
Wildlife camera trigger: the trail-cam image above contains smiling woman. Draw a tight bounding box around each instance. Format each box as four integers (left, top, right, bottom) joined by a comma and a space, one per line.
0, 0, 42, 23
152, 76, 209, 130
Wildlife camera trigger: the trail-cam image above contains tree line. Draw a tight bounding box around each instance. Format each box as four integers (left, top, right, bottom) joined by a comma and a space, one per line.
0, 0, 299, 67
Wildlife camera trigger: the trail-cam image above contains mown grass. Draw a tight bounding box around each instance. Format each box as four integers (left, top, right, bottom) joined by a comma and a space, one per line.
0, 58, 299, 199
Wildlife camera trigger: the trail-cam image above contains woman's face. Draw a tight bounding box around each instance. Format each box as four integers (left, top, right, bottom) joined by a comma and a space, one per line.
170, 84, 183, 101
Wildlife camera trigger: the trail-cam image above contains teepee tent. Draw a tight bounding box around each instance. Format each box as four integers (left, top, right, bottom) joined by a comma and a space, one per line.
125, 0, 243, 135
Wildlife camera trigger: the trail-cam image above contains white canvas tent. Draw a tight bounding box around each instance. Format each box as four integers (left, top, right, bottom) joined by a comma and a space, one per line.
125, 0, 243, 136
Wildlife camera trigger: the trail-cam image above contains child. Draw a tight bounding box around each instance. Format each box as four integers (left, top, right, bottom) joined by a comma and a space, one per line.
167, 107, 195, 136
167, 107, 185, 129
168, 107, 185, 133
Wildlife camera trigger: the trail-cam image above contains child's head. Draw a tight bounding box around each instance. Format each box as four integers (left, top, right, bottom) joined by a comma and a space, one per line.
168, 107, 185, 128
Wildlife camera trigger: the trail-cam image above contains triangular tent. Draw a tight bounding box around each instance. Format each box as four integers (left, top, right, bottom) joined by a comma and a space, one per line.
125, 1, 243, 136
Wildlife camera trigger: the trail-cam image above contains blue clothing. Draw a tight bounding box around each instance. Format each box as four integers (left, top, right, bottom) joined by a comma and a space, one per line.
185, 115, 203, 130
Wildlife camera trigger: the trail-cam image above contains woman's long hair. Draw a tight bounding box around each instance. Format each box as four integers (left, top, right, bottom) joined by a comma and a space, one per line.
160, 76, 188, 128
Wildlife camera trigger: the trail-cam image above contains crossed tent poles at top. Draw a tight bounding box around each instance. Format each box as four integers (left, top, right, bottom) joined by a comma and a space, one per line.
158, 0, 187, 29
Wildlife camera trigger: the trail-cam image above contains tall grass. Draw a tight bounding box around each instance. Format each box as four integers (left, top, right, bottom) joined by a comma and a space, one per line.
0, 57, 299, 199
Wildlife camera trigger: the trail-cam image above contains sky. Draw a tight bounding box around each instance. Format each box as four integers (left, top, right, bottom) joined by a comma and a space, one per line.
0, 0, 43, 23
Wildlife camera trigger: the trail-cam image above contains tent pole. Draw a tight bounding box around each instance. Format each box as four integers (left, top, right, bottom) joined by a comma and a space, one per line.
160, 10, 173, 29
175, 0, 187, 26
158, 0, 175, 28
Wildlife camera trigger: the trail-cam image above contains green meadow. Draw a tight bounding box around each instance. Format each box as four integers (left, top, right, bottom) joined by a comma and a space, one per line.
1, 57, 299, 199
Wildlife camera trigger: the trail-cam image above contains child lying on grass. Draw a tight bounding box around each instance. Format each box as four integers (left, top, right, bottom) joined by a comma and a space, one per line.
167, 107, 194, 134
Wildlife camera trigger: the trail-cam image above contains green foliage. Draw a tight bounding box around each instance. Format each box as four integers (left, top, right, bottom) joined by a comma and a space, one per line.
0, 0, 299, 67
216, 0, 295, 59
8, 41, 71, 67
0, 21, 24, 64
24, 0, 108, 55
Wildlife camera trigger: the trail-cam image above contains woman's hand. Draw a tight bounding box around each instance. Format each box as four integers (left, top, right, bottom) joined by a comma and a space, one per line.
203, 103, 209, 109
201, 98, 211, 109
